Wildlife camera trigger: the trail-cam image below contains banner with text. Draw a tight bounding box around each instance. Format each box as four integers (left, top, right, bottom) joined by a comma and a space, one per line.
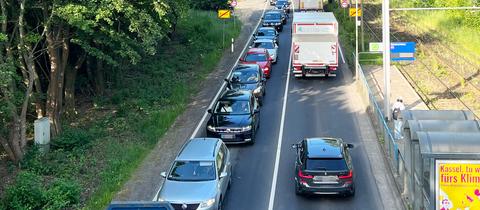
436, 160, 480, 210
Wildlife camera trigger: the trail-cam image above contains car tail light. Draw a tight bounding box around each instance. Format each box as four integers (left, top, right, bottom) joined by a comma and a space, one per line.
298, 170, 313, 179
328, 66, 337, 71
338, 170, 353, 179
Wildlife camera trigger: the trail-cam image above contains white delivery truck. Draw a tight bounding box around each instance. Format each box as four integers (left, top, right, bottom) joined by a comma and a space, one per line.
292, 0, 323, 11
291, 12, 339, 77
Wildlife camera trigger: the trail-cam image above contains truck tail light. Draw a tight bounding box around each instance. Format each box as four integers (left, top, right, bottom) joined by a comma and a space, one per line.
328, 66, 337, 71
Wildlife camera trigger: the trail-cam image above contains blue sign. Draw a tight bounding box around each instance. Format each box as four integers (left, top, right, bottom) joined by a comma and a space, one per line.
390, 42, 416, 61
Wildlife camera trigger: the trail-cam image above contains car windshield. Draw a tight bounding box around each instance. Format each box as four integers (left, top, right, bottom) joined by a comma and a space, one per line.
257, 30, 276, 36
214, 100, 251, 115
305, 158, 348, 171
245, 53, 267, 62
264, 13, 281, 20
168, 161, 216, 181
253, 42, 274, 49
231, 70, 259, 84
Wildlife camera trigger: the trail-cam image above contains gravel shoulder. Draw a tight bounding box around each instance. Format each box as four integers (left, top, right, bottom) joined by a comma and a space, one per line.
114, 0, 265, 201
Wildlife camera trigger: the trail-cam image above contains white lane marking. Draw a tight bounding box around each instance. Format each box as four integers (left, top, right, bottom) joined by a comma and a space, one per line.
267, 39, 292, 210
152, 1, 268, 202
339, 43, 346, 64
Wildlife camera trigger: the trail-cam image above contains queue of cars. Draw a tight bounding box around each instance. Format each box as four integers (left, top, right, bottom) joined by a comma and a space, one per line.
155, 3, 355, 210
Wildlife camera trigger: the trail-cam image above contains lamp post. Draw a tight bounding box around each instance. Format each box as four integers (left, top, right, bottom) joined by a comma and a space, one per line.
355, 0, 359, 81
382, 0, 391, 120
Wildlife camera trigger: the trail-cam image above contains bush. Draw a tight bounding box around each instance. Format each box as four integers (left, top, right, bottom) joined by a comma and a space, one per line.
2, 172, 46, 210
43, 179, 81, 210
51, 127, 93, 150
1, 172, 81, 210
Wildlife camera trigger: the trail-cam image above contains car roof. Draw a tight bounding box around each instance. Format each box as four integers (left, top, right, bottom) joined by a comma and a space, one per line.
176, 138, 220, 161
305, 137, 344, 158
220, 89, 252, 101
234, 64, 260, 72
247, 48, 268, 54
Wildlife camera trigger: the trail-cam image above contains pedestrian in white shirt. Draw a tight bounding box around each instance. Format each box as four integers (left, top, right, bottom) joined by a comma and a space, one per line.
391, 98, 405, 139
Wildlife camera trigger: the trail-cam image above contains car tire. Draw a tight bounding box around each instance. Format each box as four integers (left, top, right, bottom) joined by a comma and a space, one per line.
227, 177, 232, 190
217, 197, 223, 210
295, 182, 304, 196
248, 129, 256, 145
345, 185, 355, 197
258, 98, 263, 106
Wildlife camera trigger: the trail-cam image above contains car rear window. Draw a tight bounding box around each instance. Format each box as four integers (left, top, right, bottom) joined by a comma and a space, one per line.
264, 13, 280, 20
257, 30, 275, 36
305, 158, 348, 171
253, 42, 274, 49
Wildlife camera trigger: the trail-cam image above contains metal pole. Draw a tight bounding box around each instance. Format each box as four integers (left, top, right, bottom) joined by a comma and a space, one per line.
355, 0, 359, 80
383, 0, 391, 120
223, 20, 226, 48
360, 0, 365, 51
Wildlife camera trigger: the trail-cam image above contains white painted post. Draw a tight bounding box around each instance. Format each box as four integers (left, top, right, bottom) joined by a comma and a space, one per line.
34, 117, 50, 153
383, 0, 391, 121
231, 38, 234, 53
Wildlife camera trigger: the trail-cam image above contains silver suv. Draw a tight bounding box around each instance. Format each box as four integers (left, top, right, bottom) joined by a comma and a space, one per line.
157, 138, 232, 210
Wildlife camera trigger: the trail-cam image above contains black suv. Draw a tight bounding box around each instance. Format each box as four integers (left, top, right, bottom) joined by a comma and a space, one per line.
293, 137, 355, 196
225, 64, 266, 105
262, 11, 283, 31
206, 90, 260, 144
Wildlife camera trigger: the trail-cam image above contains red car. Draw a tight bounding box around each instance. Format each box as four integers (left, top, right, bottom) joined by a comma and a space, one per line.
240, 48, 273, 78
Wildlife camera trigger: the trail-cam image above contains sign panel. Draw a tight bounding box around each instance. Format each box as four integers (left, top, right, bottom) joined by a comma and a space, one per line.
349, 8, 362, 17
218, 9, 231, 19
295, 24, 335, 34
436, 160, 480, 210
369, 42, 383, 52
230, 0, 237, 7
391, 42, 416, 61
341, 1, 348, 8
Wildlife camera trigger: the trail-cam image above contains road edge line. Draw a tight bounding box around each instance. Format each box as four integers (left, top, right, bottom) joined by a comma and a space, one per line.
267, 36, 293, 210
339, 43, 346, 64
152, 1, 268, 202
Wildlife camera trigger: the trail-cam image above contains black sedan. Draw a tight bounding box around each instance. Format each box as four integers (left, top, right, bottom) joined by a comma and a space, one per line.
293, 137, 355, 196
206, 90, 260, 144
262, 11, 283, 31
226, 64, 266, 105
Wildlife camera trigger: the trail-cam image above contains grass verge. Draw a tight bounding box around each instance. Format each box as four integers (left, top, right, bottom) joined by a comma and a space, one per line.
0, 10, 241, 210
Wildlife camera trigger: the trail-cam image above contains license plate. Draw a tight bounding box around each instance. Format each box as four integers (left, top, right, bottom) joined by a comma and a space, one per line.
221, 134, 235, 139
313, 176, 337, 183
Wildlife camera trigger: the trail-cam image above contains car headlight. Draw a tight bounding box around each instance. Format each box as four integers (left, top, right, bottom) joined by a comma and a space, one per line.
253, 87, 261, 94
275, 22, 281, 25
207, 125, 216, 132
199, 198, 216, 208
242, 125, 252, 132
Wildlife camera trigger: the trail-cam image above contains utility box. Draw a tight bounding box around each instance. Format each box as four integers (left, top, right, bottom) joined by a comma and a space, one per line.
34, 117, 50, 145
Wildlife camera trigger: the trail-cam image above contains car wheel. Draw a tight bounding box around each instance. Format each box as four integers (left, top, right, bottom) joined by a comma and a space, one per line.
259, 98, 263, 106
248, 129, 256, 145
262, 89, 266, 96
217, 197, 223, 210
295, 182, 304, 196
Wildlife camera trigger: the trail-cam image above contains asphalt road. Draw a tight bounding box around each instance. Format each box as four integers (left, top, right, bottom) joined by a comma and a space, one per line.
196, 10, 385, 210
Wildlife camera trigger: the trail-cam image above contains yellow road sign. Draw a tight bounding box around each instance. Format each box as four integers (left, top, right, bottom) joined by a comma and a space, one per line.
349, 8, 362, 17
218, 9, 231, 19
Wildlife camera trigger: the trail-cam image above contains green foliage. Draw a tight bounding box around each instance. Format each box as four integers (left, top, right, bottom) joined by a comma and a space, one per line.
51, 127, 93, 151
2, 172, 81, 210
2, 172, 45, 210
188, 0, 230, 10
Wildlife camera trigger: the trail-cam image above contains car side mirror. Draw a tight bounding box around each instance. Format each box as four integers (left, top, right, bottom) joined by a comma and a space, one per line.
207, 109, 212, 114
161, 172, 167, 178
220, 172, 228, 178
292, 144, 297, 149
239, 58, 245, 62
248, 46, 252, 49
346, 143, 354, 149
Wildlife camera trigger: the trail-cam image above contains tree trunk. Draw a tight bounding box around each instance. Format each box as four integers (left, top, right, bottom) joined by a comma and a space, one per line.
95, 58, 105, 95
33, 69, 44, 118
46, 24, 69, 137
64, 53, 86, 118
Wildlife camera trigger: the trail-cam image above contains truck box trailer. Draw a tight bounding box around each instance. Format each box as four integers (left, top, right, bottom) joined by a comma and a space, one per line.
292, 0, 323, 11
291, 12, 339, 77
